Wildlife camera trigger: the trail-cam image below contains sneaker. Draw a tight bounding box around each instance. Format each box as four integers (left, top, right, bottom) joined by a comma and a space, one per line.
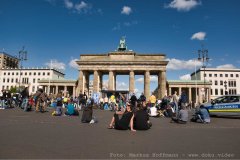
89, 119, 94, 124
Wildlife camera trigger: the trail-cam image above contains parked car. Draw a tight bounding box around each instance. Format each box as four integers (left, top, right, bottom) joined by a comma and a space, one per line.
201, 95, 240, 117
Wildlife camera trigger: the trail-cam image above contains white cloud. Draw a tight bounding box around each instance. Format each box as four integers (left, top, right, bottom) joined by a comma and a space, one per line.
75, 1, 91, 13
64, 0, 91, 13
167, 58, 202, 70
166, 0, 201, 12
136, 77, 144, 83
116, 81, 129, 90
123, 21, 138, 27
64, 0, 73, 9
121, 6, 132, 15
216, 64, 237, 69
179, 74, 191, 80
45, 60, 66, 70
112, 23, 121, 31
45, 0, 56, 5
150, 76, 158, 82
136, 76, 158, 83
191, 32, 206, 40
113, 21, 138, 31
68, 59, 79, 70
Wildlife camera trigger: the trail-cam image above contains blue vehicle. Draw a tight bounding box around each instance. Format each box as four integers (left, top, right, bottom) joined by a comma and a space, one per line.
202, 95, 240, 117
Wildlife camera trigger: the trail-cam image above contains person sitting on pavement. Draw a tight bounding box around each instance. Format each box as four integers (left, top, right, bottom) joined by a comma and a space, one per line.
108, 103, 134, 131
148, 105, 159, 117
171, 106, 188, 124
65, 100, 79, 116
131, 103, 152, 131
191, 105, 210, 123
52, 93, 63, 116
81, 104, 93, 123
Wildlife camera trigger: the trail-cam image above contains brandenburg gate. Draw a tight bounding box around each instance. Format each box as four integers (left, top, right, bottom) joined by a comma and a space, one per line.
76, 38, 169, 99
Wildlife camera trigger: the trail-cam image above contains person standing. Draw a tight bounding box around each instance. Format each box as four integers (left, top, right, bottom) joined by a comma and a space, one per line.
172, 91, 179, 113
149, 93, 156, 108
0, 90, 5, 109
21, 87, 29, 111
179, 91, 188, 109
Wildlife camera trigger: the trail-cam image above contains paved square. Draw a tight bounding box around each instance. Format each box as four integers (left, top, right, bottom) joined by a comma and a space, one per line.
0, 108, 240, 159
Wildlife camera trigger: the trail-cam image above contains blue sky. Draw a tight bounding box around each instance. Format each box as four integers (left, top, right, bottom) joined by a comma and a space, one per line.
1, 0, 240, 96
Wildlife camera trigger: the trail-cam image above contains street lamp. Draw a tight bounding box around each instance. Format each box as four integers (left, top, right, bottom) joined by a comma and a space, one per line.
224, 80, 228, 95
18, 46, 27, 91
198, 45, 210, 102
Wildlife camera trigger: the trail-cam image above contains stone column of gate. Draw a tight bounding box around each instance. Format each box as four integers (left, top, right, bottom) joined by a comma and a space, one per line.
84, 71, 89, 94
129, 71, 135, 93
114, 73, 116, 90
73, 86, 76, 98
108, 71, 114, 91
99, 72, 103, 93
144, 71, 150, 99
198, 88, 202, 104
208, 87, 211, 102
93, 70, 99, 93
158, 71, 166, 99
77, 70, 84, 95
56, 86, 59, 94
168, 87, 172, 96
188, 87, 192, 105
64, 86, 67, 97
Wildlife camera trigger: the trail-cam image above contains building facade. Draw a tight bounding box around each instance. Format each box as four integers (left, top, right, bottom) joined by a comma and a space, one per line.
191, 68, 240, 99
0, 52, 19, 69
0, 67, 65, 94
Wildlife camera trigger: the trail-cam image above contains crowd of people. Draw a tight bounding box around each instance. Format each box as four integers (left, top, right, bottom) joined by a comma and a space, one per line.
0, 88, 211, 132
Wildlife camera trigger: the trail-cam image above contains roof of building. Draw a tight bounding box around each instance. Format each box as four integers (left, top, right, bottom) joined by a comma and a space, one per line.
0, 67, 65, 75
0, 52, 19, 60
190, 67, 240, 76
167, 80, 211, 85
38, 79, 76, 83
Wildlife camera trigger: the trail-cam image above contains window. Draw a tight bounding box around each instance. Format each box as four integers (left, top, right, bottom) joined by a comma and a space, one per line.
236, 74, 239, 78
220, 74, 223, 77
3, 78, 5, 83
38, 72, 41, 76
220, 89, 224, 95
8, 72, 10, 75
16, 78, 18, 83
47, 72, 50, 76
29, 72, 32, 76
20, 72, 22, 75
12, 72, 14, 75
7, 78, 9, 83
220, 81, 223, 85
32, 86, 35, 92
33, 79, 35, 83
16, 72, 18, 76
215, 89, 218, 96
34, 72, 36, 76
229, 80, 236, 87
43, 72, 45, 76
4, 72, 6, 75
225, 74, 228, 77
204, 73, 207, 77
25, 72, 27, 76
214, 74, 217, 77
215, 80, 218, 85
209, 74, 212, 77
11, 78, 14, 83
230, 74, 233, 77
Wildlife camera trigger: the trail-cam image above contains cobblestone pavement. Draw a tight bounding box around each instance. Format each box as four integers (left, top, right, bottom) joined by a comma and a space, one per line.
0, 108, 240, 159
